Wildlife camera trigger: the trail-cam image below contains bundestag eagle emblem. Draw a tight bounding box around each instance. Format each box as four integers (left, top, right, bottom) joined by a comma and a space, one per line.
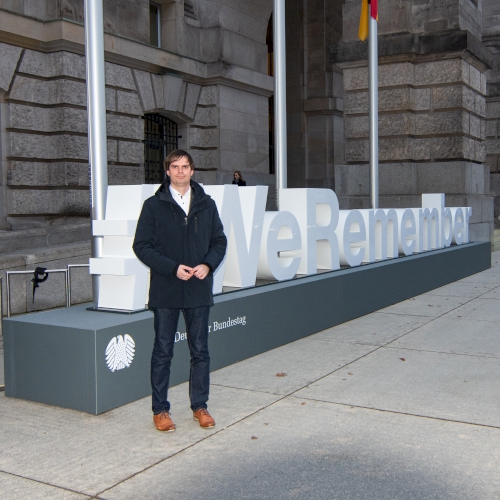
105, 334, 135, 372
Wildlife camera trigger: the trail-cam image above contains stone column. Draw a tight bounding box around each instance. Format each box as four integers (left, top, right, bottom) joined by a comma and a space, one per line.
333, 0, 494, 242
483, 0, 500, 227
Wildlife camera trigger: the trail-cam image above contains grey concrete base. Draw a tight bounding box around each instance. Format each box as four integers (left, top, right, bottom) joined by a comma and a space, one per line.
3, 242, 491, 414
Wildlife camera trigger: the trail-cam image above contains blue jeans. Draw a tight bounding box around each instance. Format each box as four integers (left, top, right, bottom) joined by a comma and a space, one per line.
151, 306, 210, 414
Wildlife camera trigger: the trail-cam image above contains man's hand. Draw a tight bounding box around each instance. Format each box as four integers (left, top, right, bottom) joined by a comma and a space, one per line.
177, 264, 194, 280
192, 264, 210, 280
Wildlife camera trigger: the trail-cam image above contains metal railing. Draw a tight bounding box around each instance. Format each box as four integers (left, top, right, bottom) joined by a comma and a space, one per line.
6, 269, 69, 318
67, 264, 90, 307
4, 264, 92, 318
0, 276, 4, 391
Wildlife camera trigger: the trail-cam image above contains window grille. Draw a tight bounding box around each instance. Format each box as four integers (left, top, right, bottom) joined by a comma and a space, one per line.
143, 114, 178, 184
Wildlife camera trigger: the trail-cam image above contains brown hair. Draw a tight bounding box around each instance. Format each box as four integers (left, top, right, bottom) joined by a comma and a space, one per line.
234, 170, 245, 182
163, 150, 195, 171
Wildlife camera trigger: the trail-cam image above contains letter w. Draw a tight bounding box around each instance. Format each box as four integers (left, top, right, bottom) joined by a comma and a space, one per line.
204, 185, 268, 290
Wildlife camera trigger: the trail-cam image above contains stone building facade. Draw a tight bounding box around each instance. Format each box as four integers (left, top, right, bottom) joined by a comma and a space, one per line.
0, 0, 499, 314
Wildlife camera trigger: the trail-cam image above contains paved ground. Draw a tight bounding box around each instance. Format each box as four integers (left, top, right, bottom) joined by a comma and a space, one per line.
1, 253, 500, 499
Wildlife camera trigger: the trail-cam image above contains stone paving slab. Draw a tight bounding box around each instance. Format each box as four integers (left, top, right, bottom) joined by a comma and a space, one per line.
0, 384, 279, 496
0, 471, 89, 500
311, 312, 433, 346
100, 398, 500, 500
478, 286, 500, 299
295, 346, 500, 427
424, 280, 498, 298
210, 337, 376, 395
444, 297, 500, 322
378, 294, 467, 317
389, 316, 500, 358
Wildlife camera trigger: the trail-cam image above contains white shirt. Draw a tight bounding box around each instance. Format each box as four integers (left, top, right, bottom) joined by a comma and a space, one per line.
169, 185, 191, 216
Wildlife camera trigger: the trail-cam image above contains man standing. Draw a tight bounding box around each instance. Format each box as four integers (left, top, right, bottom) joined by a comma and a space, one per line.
133, 150, 227, 432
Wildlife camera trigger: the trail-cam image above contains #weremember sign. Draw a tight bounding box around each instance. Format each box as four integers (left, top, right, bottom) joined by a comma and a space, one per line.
89, 186, 471, 311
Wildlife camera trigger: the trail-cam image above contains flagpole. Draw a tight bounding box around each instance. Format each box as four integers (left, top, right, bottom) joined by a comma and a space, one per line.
368, 9, 379, 209
84, 0, 108, 303
273, 0, 287, 208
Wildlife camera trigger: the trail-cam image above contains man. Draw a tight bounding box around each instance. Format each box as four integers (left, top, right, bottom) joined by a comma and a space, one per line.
133, 150, 227, 432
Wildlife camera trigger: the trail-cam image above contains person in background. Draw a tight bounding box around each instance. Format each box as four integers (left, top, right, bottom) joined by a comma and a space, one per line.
232, 171, 246, 186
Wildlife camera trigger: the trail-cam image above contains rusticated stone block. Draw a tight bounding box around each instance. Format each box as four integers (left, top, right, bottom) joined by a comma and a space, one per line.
116, 91, 143, 115
198, 86, 218, 106
193, 107, 218, 127
469, 115, 482, 139
191, 149, 218, 170
108, 165, 144, 185
190, 128, 218, 148
183, 83, 202, 119
475, 94, 486, 116
379, 88, 411, 111
105, 62, 136, 90
117, 141, 143, 164
433, 86, 468, 110
10, 189, 89, 215
475, 141, 486, 163
378, 62, 414, 87
106, 88, 116, 112
10, 104, 88, 134
379, 113, 414, 136
106, 114, 143, 139
469, 65, 481, 94
432, 136, 465, 160
379, 138, 411, 161
345, 116, 368, 139
410, 88, 431, 110
345, 140, 369, 162
9, 77, 87, 106
0, 42, 23, 92
343, 67, 368, 91
411, 139, 431, 160
486, 101, 500, 120
10, 133, 117, 162
19, 50, 86, 79
132, 69, 155, 112
486, 120, 498, 138
415, 111, 465, 135
486, 139, 500, 155
8, 162, 89, 187
415, 59, 468, 86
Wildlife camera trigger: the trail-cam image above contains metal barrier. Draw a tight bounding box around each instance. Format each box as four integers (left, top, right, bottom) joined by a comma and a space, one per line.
6, 269, 69, 318
67, 264, 90, 307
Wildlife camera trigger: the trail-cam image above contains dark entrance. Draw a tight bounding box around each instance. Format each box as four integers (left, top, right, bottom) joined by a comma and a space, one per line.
143, 114, 179, 184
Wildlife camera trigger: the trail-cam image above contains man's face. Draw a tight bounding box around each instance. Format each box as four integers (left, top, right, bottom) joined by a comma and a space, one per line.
166, 156, 194, 190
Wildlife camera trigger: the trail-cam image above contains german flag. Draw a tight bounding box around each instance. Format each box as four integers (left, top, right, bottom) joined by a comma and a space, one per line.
358, 0, 378, 41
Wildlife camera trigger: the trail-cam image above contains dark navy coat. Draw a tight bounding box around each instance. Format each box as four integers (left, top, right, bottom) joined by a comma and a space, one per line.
133, 180, 227, 309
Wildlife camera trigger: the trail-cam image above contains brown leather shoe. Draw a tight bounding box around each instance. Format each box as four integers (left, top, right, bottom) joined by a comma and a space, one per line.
193, 408, 215, 428
153, 412, 176, 432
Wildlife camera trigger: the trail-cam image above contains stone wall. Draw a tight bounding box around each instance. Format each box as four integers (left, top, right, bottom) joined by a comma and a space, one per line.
344, 58, 487, 165
2, 47, 145, 230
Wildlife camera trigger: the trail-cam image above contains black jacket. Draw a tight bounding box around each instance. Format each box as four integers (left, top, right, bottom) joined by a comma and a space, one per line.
133, 180, 227, 309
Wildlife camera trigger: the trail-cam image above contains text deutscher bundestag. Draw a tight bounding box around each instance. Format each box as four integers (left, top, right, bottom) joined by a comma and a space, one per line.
174, 315, 247, 342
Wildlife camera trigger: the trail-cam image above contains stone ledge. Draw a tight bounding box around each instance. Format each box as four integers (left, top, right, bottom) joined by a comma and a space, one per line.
0, 223, 90, 254
332, 30, 496, 70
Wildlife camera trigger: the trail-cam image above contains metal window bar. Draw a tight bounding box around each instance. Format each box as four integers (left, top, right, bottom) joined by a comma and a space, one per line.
67, 264, 90, 307
143, 114, 178, 184
6, 269, 69, 318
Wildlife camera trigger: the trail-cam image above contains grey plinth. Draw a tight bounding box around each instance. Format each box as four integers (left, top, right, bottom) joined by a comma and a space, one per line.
3, 242, 491, 414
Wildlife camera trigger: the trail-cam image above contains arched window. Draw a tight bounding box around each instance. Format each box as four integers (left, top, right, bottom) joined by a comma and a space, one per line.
143, 114, 178, 184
